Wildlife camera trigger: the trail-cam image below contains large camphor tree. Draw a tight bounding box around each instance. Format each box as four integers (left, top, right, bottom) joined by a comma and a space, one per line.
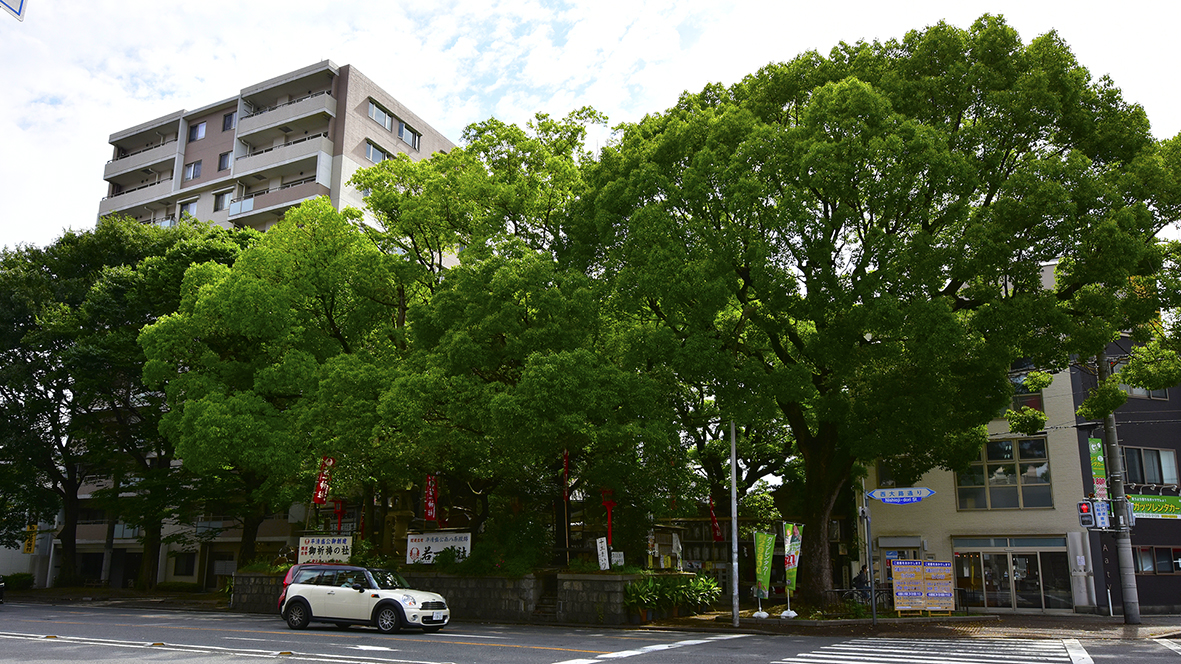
581, 15, 1181, 600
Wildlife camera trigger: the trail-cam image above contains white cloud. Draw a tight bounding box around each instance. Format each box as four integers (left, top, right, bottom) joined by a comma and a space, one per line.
1, 0, 1178, 250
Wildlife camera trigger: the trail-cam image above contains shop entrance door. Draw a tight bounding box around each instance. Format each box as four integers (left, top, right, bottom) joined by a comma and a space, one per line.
953, 538, 1072, 612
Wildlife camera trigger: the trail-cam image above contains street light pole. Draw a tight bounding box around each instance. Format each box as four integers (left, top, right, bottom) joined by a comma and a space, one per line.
731, 420, 740, 627
1097, 350, 1141, 624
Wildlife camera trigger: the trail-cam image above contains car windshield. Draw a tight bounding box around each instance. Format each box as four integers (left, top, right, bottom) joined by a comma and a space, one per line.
368, 569, 410, 590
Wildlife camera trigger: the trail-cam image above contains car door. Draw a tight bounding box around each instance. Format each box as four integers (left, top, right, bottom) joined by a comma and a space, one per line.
324, 569, 375, 621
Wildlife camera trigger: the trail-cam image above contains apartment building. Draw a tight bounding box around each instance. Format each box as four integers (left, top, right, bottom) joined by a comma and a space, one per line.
97, 60, 454, 230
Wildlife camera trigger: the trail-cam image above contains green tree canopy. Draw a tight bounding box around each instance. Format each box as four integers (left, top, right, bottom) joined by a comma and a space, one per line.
581, 14, 1180, 599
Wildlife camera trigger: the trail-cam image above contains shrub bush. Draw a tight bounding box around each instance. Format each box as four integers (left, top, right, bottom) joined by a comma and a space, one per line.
4, 573, 34, 590
155, 581, 203, 593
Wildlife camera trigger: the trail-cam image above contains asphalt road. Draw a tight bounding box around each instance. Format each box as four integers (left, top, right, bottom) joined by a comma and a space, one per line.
1, 602, 1180, 664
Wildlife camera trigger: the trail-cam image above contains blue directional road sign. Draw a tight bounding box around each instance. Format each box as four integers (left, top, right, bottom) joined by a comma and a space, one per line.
867, 487, 935, 505
2, 0, 28, 22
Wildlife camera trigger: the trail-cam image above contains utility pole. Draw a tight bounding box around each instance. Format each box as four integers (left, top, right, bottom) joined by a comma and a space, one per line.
1097, 350, 1141, 624
731, 420, 740, 627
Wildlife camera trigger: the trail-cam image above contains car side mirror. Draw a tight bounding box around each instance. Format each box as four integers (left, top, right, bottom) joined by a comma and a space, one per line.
353, 584, 365, 591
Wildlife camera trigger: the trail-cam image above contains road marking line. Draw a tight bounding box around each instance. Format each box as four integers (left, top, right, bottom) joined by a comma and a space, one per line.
1062, 640, 1093, 664
1156, 639, 1181, 656
553, 633, 750, 663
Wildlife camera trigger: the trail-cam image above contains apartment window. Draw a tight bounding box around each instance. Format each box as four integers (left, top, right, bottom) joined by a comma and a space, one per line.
218, 152, 231, 171
1011, 371, 1044, 412
956, 438, 1052, 510
398, 121, 421, 149
366, 142, 390, 163
213, 191, 231, 212
179, 201, 197, 218
876, 461, 912, 488
1124, 447, 1179, 486
183, 160, 202, 181
174, 552, 197, 576
368, 100, 394, 131
1134, 546, 1181, 574
223, 111, 236, 131
1116, 360, 1168, 399
188, 121, 206, 142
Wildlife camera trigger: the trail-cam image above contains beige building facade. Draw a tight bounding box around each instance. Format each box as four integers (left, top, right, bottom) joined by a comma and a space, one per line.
865, 366, 1098, 613
98, 60, 454, 231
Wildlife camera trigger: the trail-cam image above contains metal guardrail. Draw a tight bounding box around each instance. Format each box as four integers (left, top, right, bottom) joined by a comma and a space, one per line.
241, 91, 332, 119
230, 176, 318, 204
101, 177, 173, 201
236, 132, 329, 161
108, 139, 177, 163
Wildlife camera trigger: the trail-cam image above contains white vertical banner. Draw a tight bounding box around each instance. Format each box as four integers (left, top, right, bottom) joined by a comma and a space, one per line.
596, 536, 610, 571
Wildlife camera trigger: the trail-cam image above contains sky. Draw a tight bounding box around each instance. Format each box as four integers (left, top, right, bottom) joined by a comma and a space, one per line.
1, 1, 1179, 250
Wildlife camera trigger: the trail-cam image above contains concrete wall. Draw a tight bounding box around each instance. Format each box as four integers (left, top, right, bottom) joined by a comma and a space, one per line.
234, 570, 644, 626
233, 573, 283, 615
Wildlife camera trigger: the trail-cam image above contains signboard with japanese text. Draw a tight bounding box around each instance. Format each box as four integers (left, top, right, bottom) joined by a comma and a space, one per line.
891, 560, 925, 610
596, 537, 610, 571
298, 535, 352, 563
753, 531, 776, 598
1129, 494, 1181, 519
923, 561, 954, 611
1089, 438, 1108, 500
423, 474, 438, 522
406, 532, 471, 564
22, 525, 36, 554
867, 487, 935, 505
1095, 500, 1111, 528
312, 456, 335, 505
783, 522, 803, 591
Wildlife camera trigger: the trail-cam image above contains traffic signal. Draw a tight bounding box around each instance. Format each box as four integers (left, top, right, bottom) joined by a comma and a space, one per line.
1078, 500, 1096, 528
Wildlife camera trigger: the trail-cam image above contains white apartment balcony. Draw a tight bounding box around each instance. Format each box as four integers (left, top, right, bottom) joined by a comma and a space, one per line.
98, 178, 175, 216
237, 91, 336, 141
228, 178, 330, 229
104, 141, 179, 180
233, 133, 332, 181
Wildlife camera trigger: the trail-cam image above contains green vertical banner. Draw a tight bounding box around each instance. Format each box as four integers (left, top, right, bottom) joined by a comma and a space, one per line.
754, 531, 776, 598
783, 522, 803, 591
1089, 438, 1108, 500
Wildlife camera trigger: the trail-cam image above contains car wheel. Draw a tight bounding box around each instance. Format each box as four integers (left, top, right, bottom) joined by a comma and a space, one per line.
284, 601, 311, 629
423, 626, 443, 633
375, 605, 401, 634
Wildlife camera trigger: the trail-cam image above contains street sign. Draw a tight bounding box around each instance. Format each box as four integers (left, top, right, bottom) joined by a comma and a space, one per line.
1094, 500, 1111, 528
867, 487, 935, 505
2, 1, 27, 22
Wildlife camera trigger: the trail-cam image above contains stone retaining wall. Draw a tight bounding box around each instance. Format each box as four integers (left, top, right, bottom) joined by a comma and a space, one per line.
400, 571, 540, 622
553, 573, 636, 625
233, 569, 648, 626
233, 573, 283, 614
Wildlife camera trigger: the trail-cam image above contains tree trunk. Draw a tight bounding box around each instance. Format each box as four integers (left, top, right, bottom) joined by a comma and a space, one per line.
57, 490, 81, 585
792, 427, 853, 605
138, 520, 162, 589
237, 505, 267, 564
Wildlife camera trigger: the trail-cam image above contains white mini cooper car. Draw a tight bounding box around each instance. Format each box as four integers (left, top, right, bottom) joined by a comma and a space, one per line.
279, 565, 449, 633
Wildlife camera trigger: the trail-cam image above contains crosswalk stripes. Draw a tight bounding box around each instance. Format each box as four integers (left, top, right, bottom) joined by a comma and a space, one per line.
773, 637, 1087, 664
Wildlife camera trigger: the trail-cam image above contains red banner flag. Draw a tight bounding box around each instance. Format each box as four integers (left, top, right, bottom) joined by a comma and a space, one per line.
709, 498, 724, 542
312, 456, 335, 505
424, 474, 438, 521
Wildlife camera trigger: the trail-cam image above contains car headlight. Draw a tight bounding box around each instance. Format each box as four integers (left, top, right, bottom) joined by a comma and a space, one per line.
401, 594, 417, 608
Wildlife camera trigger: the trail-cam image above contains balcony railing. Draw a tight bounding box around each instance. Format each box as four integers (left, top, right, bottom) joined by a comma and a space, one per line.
102, 177, 174, 201
242, 91, 332, 119
108, 139, 177, 163
237, 132, 329, 162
